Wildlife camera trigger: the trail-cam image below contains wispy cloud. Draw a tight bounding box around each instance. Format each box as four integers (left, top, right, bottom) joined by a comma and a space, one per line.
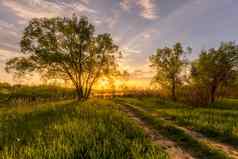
80, 0, 90, 5
122, 47, 141, 55
105, 11, 120, 29
120, 0, 130, 11
0, 19, 15, 29
0, 48, 20, 60
2, 0, 96, 20
120, 0, 159, 20
138, 0, 159, 20
61, 1, 96, 14
2, 0, 59, 19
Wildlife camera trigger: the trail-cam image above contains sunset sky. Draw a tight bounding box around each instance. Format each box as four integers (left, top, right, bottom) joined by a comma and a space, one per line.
0, 0, 238, 83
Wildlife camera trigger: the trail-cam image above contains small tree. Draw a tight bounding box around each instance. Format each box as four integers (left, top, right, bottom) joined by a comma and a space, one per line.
192, 42, 238, 103
150, 43, 191, 101
5, 15, 120, 100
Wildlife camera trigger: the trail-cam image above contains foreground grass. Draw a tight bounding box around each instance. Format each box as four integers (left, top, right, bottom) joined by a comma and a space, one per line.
117, 100, 230, 159
119, 97, 238, 148
0, 99, 167, 159
210, 98, 238, 110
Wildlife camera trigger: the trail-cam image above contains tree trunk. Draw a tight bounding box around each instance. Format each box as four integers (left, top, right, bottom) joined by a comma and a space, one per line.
172, 79, 176, 101
76, 86, 84, 101
210, 84, 217, 104
85, 88, 92, 99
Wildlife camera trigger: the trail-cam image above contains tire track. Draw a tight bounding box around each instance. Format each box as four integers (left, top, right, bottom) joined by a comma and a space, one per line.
120, 106, 195, 159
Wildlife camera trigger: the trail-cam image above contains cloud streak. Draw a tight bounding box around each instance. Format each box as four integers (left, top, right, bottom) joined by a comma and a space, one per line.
2, 0, 59, 19
120, 0, 130, 11
120, 0, 159, 20
138, 0, 159, 20
2, 0, 96, 20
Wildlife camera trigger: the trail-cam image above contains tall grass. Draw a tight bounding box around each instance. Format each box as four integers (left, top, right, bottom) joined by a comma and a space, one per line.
156, 108, 238, 147
119, 97, 238, 148
117, 101, 229, 159
0, 84, 76, 106
0, 99, 167, 159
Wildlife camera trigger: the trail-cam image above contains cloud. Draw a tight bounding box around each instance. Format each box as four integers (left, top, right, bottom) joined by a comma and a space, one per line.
80, 0, 90, 5
0, 19, 19, 37
122, 47, 141, 55
0, 48, 20, 59
0, 19, 15, 29
0, 20, 21, 50
2, 0, 96, 20
2, 0, 59, 19
0, 42, 19, 53
121, 28, 158, 54
138, 0, 159, 20
104, 10, 120, 29
61, 1, 96, 14
142, 33, 151, 39
120, 0, 159, 20
94, 19, 102, 25
120, 0, 130, 11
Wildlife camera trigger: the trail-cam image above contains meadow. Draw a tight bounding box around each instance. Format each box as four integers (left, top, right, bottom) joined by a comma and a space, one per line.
1, 85, 238, 158
0, 84, 76, 106
118, 97, 238, 147
0, 98, 167, 159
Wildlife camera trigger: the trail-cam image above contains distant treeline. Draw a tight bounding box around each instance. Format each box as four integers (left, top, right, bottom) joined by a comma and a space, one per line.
0, 83, 76, 105
1, 81, 237, 106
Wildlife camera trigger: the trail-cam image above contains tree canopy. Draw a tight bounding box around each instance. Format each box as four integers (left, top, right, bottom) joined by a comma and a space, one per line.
192, 42, 238, 103
5, 15, 121, 100
150, 43, 191, 101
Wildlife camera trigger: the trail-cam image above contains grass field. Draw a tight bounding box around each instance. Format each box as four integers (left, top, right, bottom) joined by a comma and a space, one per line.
0, 99, 167, 159
1, 96, 238, 159
0, 85, 75, 106
118, 97, 238, 148
117, 101, 230, 159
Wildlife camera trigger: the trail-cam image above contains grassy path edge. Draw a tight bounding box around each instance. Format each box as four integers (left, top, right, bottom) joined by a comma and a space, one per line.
120, 105, 194, 159
117, 101, 231, 159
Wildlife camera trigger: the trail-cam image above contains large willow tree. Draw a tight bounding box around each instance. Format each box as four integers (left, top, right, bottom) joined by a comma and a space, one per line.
5, 15, 120, 100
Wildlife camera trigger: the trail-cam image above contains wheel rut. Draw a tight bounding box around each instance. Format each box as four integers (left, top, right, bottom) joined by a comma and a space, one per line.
153, 112, 238, 159
120, 106, 195, 159
177, 126, 238, 159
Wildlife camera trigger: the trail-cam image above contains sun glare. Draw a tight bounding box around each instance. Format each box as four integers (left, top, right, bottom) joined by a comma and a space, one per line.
97, 78, 110, 89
